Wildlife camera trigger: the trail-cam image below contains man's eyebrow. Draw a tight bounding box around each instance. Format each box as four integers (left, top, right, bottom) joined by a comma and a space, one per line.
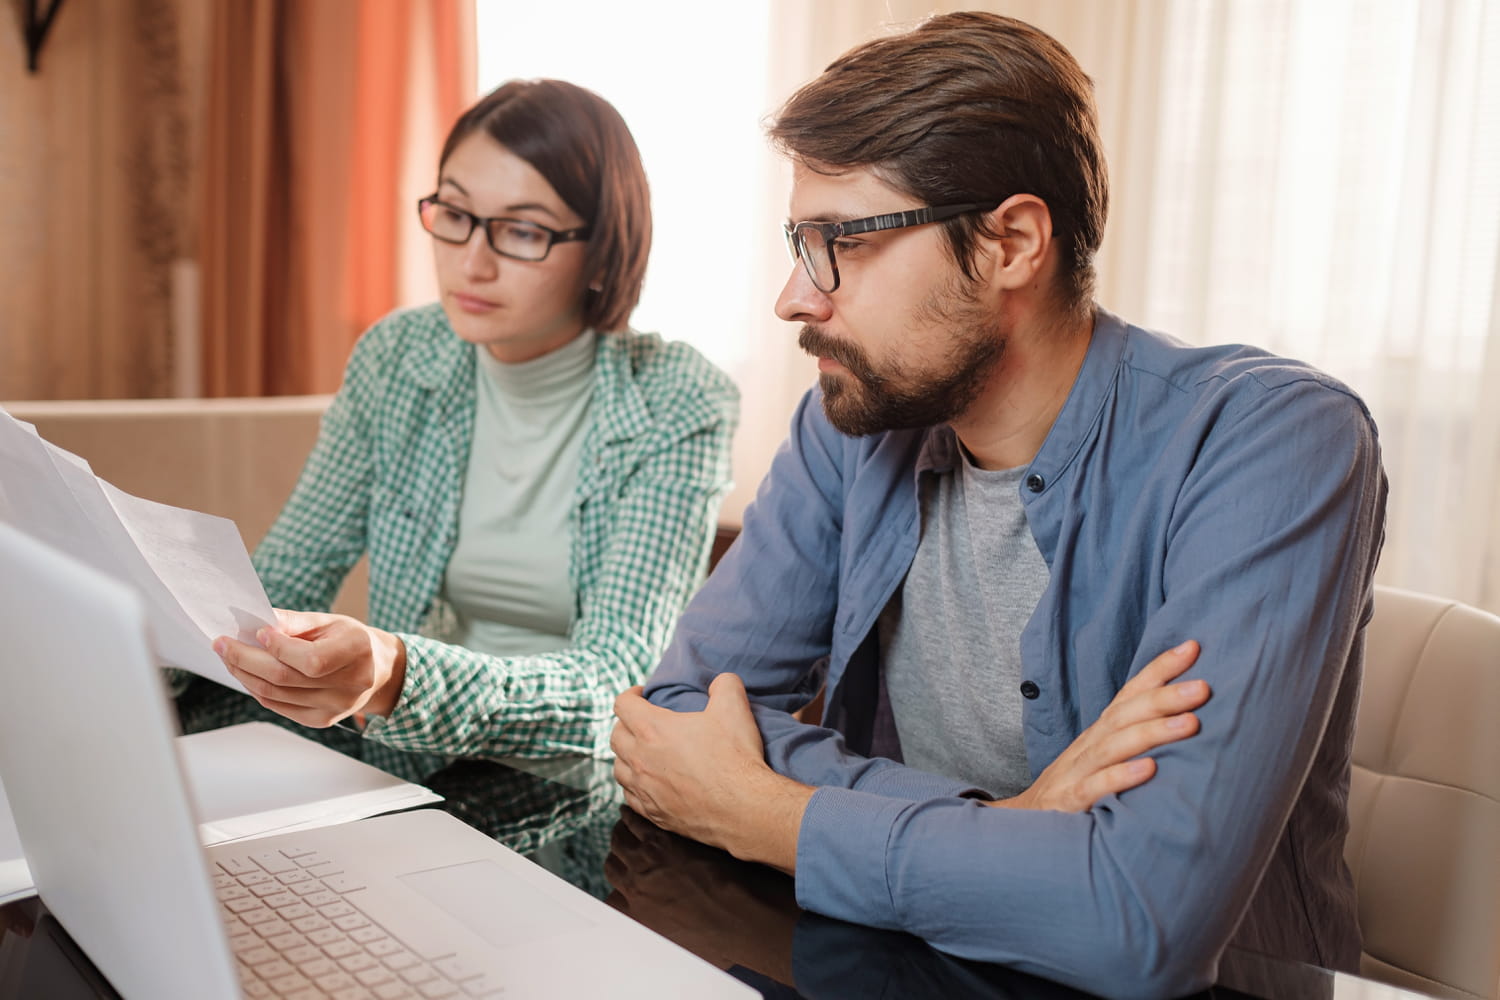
787, 211, 867, 226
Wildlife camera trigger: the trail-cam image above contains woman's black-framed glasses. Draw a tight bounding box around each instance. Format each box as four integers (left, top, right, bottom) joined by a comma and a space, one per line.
417, 195, 591, 262
782, 202, 997, 294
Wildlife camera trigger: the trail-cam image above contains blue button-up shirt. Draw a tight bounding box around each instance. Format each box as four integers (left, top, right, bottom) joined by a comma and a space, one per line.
647, 310, 1387, 999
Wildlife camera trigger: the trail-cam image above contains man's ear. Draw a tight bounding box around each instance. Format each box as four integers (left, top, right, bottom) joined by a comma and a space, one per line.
973, 194, 1053, 291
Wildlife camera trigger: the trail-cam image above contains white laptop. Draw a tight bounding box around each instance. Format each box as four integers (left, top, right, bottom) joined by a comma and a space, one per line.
0, 521, 755, 999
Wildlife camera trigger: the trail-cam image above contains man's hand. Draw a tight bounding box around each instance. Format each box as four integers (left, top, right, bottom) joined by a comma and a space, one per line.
612, 673, 813, 872
213, 609, 407, 728
992, 639, 1209, 812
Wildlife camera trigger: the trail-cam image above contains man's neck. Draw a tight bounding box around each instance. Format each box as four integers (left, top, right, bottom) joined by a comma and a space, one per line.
950, 306, 1095, 471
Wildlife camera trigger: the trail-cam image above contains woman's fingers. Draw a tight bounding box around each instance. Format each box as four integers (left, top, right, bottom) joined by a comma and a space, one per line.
215, 638, 324, 689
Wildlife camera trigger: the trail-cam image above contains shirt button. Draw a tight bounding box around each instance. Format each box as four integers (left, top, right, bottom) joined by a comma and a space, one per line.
1025, 473, 1045, 493
1020, 680, 1040, 699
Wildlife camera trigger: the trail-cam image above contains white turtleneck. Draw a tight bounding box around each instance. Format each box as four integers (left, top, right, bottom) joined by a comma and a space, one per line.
441, 330, 598, 657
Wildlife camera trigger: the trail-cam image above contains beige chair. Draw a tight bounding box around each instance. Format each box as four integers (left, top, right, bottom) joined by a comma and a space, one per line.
1345, 585, 1500, 999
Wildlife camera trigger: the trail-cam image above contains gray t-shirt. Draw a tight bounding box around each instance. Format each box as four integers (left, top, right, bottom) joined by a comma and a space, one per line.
879, 454, 1050, 798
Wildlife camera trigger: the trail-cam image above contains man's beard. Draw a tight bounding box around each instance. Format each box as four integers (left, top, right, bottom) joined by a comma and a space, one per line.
798, 284, 1003, 437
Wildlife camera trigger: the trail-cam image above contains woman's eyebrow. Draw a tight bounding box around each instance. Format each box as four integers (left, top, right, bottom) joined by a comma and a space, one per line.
501, 201, 561, 221
436, 179, 560, 221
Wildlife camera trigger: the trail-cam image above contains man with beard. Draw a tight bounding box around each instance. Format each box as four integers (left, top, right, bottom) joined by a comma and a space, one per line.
611, 12, 1387, 998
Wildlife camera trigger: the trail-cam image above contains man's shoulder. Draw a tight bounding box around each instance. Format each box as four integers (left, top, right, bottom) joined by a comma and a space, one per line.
1116, 323, 1374, 428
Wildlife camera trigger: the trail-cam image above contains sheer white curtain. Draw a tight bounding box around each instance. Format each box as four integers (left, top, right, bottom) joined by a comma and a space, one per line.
755, 0, 1500, 612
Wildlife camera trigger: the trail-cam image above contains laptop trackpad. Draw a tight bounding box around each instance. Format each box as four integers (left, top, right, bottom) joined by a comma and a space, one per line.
399, 859, 594, 950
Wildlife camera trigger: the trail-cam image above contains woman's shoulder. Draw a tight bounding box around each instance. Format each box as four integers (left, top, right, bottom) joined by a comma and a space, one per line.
604, 330, 739, 410
345, 304, 467, 382
354, 303, 455, 355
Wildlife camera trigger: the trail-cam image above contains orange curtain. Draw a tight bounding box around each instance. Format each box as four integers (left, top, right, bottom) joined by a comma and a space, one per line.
198, 1, 475, 397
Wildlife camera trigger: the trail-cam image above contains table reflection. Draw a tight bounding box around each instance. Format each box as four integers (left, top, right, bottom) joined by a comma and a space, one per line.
605, 805, 801, 985
599, 802, 1197, 1000
422, 755, 621, 899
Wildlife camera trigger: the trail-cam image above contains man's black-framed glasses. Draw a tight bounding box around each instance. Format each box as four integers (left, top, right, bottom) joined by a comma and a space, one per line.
417, 195, 591, 262
782, 202, 997, 294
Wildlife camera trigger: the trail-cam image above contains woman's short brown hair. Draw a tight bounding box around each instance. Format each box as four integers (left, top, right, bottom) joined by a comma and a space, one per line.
440, 80, 651, 333
769, 12, 1108, 315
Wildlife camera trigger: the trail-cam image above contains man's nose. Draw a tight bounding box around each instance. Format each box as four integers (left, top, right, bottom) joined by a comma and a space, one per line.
775, 262, 833, 325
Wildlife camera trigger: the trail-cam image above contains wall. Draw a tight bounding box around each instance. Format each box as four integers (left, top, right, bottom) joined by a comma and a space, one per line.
0, 0, 205, 400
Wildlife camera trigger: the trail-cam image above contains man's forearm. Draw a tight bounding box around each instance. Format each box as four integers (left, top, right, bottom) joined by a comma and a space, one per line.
753, 704, 980, 801
719, 770, 815, 875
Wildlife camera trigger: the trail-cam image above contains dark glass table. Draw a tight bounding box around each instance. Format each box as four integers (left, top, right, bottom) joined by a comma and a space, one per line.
0, 755, 1432, 999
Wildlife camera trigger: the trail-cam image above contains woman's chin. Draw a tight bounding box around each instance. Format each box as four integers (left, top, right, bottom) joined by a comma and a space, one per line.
443, 309, 506, 347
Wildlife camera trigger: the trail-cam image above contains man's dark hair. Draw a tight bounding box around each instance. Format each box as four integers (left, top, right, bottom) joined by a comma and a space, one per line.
441, 79, 651, 333
769, 12, 1108, 315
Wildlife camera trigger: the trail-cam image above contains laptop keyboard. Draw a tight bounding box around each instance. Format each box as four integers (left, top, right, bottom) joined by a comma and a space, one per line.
215, 842, 502, 999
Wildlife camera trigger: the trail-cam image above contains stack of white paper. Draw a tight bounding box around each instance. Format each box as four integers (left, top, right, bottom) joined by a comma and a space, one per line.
0, 406, 272, 690
0, 723, 442, 904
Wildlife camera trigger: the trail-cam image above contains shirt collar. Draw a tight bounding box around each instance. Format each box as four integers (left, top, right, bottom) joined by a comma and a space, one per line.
588, 331, 651, 444
408, 313, 473, 390
473, 329, 597, 403
1024, 307, 1129, 497
913, 307, 1130, 491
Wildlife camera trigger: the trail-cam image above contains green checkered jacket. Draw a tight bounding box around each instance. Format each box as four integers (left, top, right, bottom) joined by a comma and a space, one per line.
249, 304, 738, 761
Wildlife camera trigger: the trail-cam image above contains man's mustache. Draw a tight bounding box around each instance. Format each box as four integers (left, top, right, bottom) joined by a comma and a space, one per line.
797, 326, 880, 384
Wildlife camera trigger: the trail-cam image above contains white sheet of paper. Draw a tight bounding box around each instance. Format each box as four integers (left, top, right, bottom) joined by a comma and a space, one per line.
0, 406, 270, 689
0, 413, 114, 576
39, 441, 239, 685
180, 723, 443, 842
102, 481, 273, 686
0, 723, 443, 903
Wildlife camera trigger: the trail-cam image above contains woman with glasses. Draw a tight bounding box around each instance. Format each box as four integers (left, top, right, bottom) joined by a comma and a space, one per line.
182, 80, 738, 777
